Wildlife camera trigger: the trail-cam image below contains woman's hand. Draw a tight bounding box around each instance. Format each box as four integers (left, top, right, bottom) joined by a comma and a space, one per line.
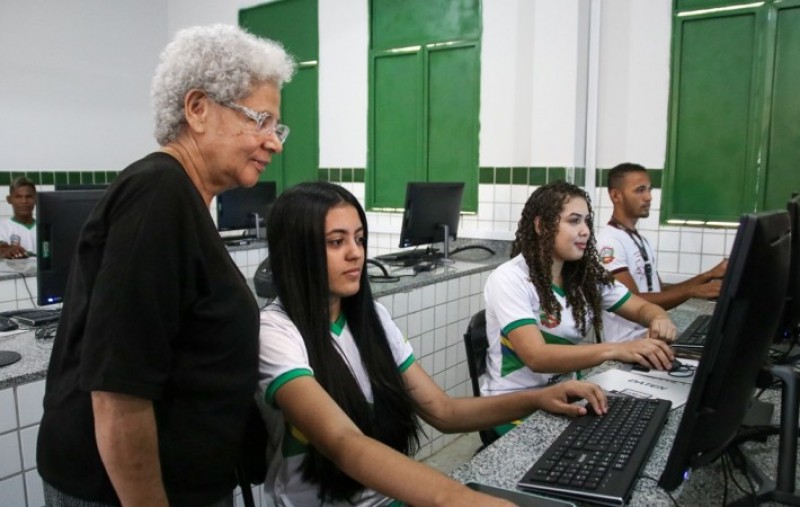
615, 337, 674, 370
647, 315, 677, 342
536, 380, 608, 416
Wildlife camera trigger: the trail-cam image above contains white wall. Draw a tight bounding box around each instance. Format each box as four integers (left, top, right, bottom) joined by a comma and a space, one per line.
0, 0, 725, 281
0, 0, 168, 171
596, 0, 672, 168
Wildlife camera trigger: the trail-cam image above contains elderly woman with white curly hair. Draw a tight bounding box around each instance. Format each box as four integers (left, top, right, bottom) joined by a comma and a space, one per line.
36, 25, 295, 507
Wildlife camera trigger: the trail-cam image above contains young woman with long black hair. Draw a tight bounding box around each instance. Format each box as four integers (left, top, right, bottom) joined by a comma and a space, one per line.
257, 182, 607, 506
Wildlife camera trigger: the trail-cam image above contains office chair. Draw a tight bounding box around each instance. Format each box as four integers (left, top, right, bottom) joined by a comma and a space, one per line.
463, 309, 500, 449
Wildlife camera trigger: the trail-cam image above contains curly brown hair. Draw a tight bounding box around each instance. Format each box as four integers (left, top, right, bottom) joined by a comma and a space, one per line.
510, 180, 615, 336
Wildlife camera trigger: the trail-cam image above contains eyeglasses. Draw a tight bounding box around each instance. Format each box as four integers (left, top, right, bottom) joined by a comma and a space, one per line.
222, 101, 290, 143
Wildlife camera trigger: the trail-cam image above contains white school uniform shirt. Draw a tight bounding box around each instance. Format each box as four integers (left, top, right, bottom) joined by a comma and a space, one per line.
596, 224, 661, 342
258, 299, 414, 507
481, 254, 631, 396
0, 218, 36, 254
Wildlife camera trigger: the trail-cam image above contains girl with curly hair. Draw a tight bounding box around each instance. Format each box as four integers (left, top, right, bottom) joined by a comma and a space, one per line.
482, 180, 677, 435
258, 182, 608, 506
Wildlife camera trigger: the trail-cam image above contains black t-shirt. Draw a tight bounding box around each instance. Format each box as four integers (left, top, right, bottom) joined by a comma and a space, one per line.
37, 152, 260, 506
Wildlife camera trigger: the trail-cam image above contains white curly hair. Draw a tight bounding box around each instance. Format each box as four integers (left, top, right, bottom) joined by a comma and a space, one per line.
151, 24, 296, 146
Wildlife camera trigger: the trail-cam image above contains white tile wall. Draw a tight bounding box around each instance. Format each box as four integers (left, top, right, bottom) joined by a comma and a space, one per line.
348, 181, 737, 283
0, 381, 41, 507
378, 270, 492, 460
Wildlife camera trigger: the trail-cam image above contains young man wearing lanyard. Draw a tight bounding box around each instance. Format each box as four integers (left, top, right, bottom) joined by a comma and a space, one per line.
597, 163, 727, 341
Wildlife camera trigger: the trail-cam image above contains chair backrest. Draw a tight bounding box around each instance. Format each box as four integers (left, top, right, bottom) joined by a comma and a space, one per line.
463, 309, 499, 448
463, 309, 488, 398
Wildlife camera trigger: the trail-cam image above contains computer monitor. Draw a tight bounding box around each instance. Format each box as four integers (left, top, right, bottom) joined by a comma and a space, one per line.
398, 182, 464, 255
53, 183, 109, 191
659, 210, 792, 494
777, 192, 800, 341
36, 189, 106, 306
216, 181, 277, 237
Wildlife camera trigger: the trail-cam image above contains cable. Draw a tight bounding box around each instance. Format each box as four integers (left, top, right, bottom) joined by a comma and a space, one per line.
366, 258, 401, 283
34, 322, 59, 340
667, 363, 695, 379
447, 245, 496, 256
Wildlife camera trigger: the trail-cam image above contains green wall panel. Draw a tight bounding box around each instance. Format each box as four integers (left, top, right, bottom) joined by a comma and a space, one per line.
371, 0, 480, 50
370, 52, 422, 208
240, 0, 319, 193
426, 44, 479, 211
763, 3, 800, 210
239, 0, 318, 61
279, 65, 318, 189
665, 10, 762, 221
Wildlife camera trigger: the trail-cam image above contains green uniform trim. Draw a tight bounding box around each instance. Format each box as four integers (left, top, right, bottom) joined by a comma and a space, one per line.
607, 290, 632, 313
265, 368, 313, 406
399, 353, 415, 373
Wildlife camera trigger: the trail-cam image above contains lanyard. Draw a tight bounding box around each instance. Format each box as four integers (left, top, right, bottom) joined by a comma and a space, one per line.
608, 218, 654, 292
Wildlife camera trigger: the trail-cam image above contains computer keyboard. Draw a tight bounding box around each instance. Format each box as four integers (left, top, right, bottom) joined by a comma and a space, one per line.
374, 249, 443, 266
517, 396, 671, 506
4, 309, 61, 327
674, 314, 713, 348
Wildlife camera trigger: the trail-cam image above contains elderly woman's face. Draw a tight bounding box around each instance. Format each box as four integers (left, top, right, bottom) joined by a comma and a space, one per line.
201, 81, 283, 191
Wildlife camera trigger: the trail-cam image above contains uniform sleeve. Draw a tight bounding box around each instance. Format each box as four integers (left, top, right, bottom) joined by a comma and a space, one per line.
258, 307, 314, 406
597, 228, 630, 275
374, 302, 415, 372
484, 260, 540, 337
603, 280, 632, 312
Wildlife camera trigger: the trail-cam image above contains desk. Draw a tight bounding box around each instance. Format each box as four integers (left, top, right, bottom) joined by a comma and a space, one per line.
452, 299, 800, 506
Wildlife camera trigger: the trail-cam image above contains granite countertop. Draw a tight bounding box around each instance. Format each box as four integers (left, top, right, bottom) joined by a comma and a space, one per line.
451, 299, 798, 506
0, 257, 37, 281
369, 239, 512, 297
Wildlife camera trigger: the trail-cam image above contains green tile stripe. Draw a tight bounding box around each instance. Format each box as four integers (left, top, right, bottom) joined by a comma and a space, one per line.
0, 170, 118, 187
477, 167, 587, 186
318, 168, 366, 183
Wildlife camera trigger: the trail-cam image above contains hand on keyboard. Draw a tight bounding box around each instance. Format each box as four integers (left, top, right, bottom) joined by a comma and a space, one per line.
536, 380, 608, 417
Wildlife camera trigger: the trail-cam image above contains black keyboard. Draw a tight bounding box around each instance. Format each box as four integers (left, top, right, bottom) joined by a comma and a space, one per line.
374, 249, 443, 266
517, 396, 671, 506
674, 314, 713, 348
6, 309, 61, 327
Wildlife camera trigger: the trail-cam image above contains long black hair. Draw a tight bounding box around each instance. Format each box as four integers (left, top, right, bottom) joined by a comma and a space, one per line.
510, 180, 615, 335
266, 182, 420, 502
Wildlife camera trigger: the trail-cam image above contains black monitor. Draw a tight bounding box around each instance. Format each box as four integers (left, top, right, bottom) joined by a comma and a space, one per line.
398, 182, 464, 254
777, 192, 800, 340
216, 181, 277, 236
659, 210, 792, 495
54, 183, 109, 191
36, 189, 106, 306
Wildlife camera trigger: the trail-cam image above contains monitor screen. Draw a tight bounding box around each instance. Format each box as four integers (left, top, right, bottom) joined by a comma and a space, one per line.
53, 183, 109, 191
659, 210, 792, 491
398, 182, 464, 249
36, 189, 106, 306
778, 192, 800, 338
216, 181, 277, 233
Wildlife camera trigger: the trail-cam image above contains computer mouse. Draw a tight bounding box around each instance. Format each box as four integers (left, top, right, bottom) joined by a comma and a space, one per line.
0, 316, 19, 332
413, 261, 437, 273
631, 359, 683, 373
669, 359, 684, 372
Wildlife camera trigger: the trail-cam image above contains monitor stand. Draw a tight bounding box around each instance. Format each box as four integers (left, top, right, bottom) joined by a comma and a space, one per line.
729, 365, 799, 506
0, 350, 21, 367
438, 224, 454, 265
